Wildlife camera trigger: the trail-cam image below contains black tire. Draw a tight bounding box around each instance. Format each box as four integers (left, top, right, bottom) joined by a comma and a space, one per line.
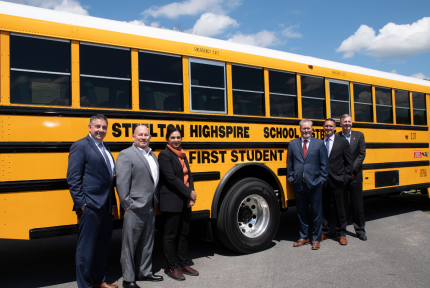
216, 177, 280, 254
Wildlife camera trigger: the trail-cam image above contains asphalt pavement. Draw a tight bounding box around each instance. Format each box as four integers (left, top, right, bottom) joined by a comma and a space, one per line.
1, 194, 430, 288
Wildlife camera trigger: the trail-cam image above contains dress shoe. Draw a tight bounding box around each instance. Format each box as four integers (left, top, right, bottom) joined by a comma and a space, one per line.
293, 239, 310, 247
167, 269, 185, 281
122, 281, 140, 288
339, 236, 348, 245
321, 234, 328, 242
179, 265, 199, 276
357, 234, 367, 241
92, 282, 118, 288
136, 274, 164, 282
311, 241, 320, 250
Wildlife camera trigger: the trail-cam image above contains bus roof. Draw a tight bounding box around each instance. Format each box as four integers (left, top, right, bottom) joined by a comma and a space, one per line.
1, 0, 429, 88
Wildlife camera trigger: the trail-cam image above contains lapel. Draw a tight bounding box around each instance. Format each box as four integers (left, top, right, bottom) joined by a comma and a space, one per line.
168, 147, 184, 171
87, 135, 110, 176
297, 138, 305, 160
132, 145, 154, 183
329, 135, 339, 160
349, 130, 356, 151
305, 137, 315, 160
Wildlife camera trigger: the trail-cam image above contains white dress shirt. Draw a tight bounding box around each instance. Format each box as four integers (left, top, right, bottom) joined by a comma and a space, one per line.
301, 137, 310, 150
324, 134, 335, 157
89, 133, 115, 174
342, 131, 351, 144
136, 146, 159, 189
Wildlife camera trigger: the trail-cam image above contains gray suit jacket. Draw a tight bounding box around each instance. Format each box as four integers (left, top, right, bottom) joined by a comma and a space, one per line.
116, 144, 160, 214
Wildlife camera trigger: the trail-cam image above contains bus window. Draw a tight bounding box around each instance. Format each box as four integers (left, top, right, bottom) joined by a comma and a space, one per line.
268, 70, 297, 118
395, 89, 410, 125
232, 65, 264, 116
353, 83, 373, 122
189, 58, 226, 113
329, 79, 350, 119
412, 92, 427, 125
375, 86, 393, 123
10, 34, 71, 106
301, 75, 325, 119
80, 43, 131, 109
139, 51, 183, 111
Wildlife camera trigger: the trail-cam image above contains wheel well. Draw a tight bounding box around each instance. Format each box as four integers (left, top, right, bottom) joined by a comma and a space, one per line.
211, 163, 284, 219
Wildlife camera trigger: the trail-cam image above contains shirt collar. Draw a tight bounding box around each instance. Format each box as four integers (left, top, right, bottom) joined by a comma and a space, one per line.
301, 137, 311, 142
324, 134, 335, 141
89, 133, 103, 146
342, 130, 351, 137
136, 145, 152, 155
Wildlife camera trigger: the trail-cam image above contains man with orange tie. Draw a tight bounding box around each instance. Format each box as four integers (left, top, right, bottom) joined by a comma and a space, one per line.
287, 119, 329, 250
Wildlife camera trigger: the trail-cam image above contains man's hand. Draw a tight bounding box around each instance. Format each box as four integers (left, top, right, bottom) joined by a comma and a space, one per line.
123, 206, 129, 211
351, 174, 355, 180
81, 205, 86, 211
112, 206, 117, 217
190, 190, 197, 202
187, 198, 195, 208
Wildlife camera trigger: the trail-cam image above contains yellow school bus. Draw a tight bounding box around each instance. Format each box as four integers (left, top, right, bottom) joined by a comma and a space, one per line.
1, 2, 429, 253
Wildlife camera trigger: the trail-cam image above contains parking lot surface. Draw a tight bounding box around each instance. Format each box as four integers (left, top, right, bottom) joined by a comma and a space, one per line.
1, 194, 430, 288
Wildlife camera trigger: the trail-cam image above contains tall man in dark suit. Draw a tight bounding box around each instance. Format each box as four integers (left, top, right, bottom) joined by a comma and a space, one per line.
287, 119, 329, 250
67, 115, 118, 288
321, 118, 352, 245
339, 114, 367, 241
116, 125, 163, 288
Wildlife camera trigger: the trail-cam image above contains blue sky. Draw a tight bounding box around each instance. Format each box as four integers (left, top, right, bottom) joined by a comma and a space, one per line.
6, 0, 430, 80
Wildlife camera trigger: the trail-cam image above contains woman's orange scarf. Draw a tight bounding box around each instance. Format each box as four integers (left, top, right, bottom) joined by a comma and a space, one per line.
167, 144, 189, 187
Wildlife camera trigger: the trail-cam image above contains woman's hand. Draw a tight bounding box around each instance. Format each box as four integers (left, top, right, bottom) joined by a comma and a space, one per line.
187, 198, 195, 208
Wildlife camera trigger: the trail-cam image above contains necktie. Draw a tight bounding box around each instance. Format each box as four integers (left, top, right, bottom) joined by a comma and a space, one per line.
325, 138, 330, 156
303, 139, 307, 158
99, 143, 113, 178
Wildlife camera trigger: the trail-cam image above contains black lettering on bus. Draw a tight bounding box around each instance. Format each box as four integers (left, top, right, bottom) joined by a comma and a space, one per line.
122, 123, 131, 137
149, 124, 157, 137
276, 128, 282, 138
294, 128, 299, 138
278, 150, 284, 161
189, 151, 197, 164
320, 130, 324, 139
270, 150, 277, 161
263, 127, 269, 138
203, 125, 210, 138
211, 125, 218, 138
158, 124, 166, 138
237, 126, 244, 138
238, 150, 246, 162
231, 150, 238, 162
197, 150, 201, 163
132, 123, 140, 134
233, 126, 236, 138
202, 151, 210, 163
219, 151, 227, 162
289, 128, 294, 139
176, 124, 184, 137
255, 150, 262, 161
312, 129, 316, 138
283, 128, 288, 138
199, 125, 202, 138
190, 125, 198, 137
246, 150, 254, 161
219, 126, 226, 138
244, 127, 250, 138
270, 127, 276, 138
226, 126, 233, 138
263, 150, 269, 161
112, 123, 122, 137
211, 151, 219, 163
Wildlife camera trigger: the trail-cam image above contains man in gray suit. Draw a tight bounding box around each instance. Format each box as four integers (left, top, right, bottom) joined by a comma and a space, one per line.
116, 125, 163, 288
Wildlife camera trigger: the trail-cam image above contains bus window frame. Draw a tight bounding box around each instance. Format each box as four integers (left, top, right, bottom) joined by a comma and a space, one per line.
375, 85, 393, 124
300, 74, 326, 119
352, 82, 373, 123
268, 69, 298, 118
328, 78, 350, 120
189, 57, 227, 114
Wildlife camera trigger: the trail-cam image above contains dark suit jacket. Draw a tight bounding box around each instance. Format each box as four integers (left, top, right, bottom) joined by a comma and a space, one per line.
158, 147, 195, 212
287, 137, 329, 190
324, 134, 353, 189
337, 130, 366, 183
67, 135, 117, 213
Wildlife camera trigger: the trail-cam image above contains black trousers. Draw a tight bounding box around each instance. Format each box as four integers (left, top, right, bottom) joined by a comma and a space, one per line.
163, 208, 191, 270
322, 184, 347, 237
344, 182, 366, 235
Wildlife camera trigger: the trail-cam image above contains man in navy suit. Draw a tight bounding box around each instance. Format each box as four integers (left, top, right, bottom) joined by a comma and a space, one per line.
287, 119, 329, 250
67, 114, 118, 288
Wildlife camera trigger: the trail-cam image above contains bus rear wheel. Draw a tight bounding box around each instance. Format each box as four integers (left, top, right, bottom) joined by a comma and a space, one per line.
216, 177, 280, 254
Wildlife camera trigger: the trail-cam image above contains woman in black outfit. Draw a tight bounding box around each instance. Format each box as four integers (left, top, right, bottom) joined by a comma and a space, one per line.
158, 125, 199, 281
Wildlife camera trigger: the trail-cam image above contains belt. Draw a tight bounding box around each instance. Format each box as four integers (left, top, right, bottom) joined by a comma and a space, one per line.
302, 178, 306, 182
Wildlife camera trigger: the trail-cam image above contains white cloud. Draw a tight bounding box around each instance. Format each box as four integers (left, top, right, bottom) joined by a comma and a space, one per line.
336, 17, 430, 59
411, 73, 426, 79
390, 70, 398, 74
142, 0, 224, 19
150, 22, 162, 28
227, 30, 282, 48
5, 0, 89, 15
282, 24, 302, 38
188, 12, 238, 36
127, 20, 146, 26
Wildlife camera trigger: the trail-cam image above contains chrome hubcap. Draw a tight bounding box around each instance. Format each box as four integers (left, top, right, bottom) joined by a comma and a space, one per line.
237, 194, 270, 238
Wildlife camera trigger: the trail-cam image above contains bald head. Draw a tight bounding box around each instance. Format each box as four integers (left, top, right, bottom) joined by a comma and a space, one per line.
133, 125, 151, 151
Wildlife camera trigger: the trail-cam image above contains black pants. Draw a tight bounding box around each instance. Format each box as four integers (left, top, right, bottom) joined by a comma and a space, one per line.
344, 182, 366, 235
163, 208, 191, 270
322, 184, 347, 237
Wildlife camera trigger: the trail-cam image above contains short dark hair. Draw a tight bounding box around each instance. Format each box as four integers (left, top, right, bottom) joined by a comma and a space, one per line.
89, 114, 108, 126
324, 118, 336, 126
166, 125, 182, 140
